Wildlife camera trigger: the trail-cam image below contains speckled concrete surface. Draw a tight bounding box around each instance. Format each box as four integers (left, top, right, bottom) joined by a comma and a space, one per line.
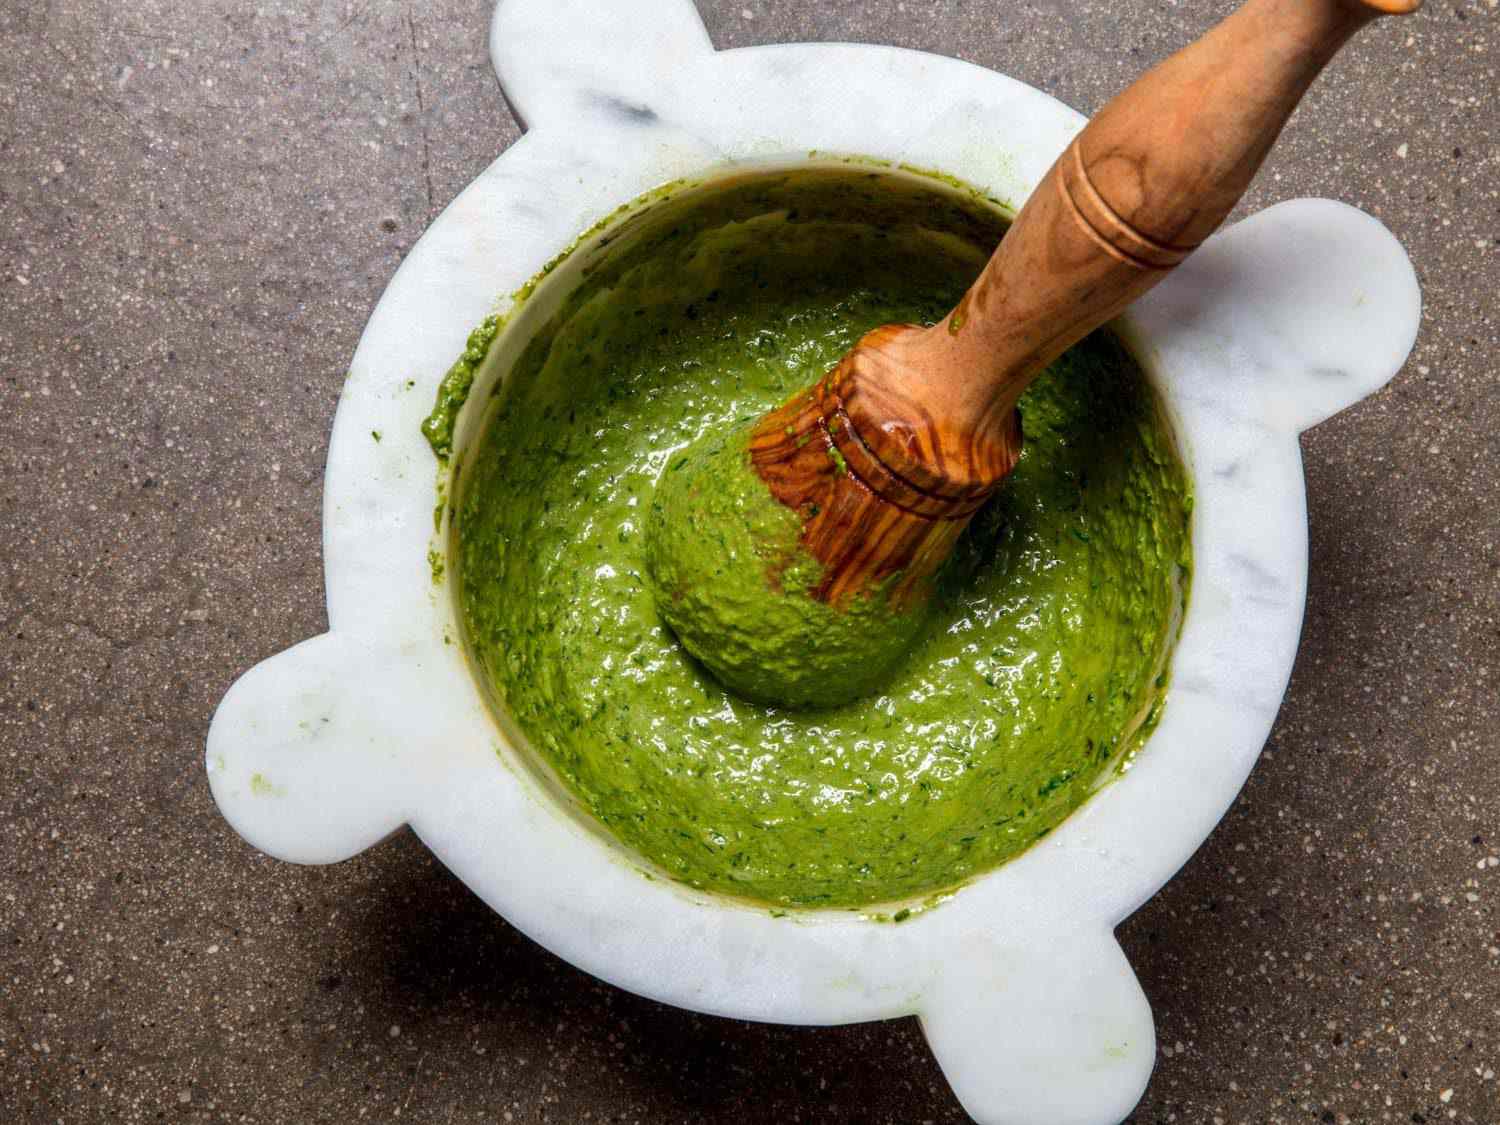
2, 1, 1495, 1122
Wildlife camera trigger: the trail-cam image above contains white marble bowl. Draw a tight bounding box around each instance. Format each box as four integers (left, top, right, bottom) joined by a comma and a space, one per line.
205, 2, 1420, 1121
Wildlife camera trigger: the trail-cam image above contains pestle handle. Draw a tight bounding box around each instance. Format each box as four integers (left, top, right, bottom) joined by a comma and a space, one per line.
842, 0, 1420, 498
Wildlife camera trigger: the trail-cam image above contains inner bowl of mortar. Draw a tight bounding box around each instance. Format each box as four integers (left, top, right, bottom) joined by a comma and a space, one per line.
441, 161, 1192, 913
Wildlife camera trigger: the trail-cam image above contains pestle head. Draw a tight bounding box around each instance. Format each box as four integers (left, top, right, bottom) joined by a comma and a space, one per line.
643, 420, 930, 709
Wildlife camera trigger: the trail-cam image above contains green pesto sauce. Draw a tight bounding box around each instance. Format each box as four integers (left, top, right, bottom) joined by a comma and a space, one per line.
453, 168, 1192, 909
643, 421, 929, 708
422, 315, 502, 461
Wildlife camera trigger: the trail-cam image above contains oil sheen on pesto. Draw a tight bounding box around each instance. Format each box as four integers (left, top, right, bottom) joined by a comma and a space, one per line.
453, 168, 1192, 909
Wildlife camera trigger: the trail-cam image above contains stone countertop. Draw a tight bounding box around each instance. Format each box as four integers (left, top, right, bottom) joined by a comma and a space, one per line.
1, 2, 1494, 1123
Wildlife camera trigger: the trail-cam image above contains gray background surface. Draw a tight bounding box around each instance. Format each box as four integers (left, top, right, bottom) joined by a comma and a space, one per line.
2, 1, 1496, 1122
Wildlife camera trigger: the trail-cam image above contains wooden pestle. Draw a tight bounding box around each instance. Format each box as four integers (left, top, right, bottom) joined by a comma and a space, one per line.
747, 0, 1419, 610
